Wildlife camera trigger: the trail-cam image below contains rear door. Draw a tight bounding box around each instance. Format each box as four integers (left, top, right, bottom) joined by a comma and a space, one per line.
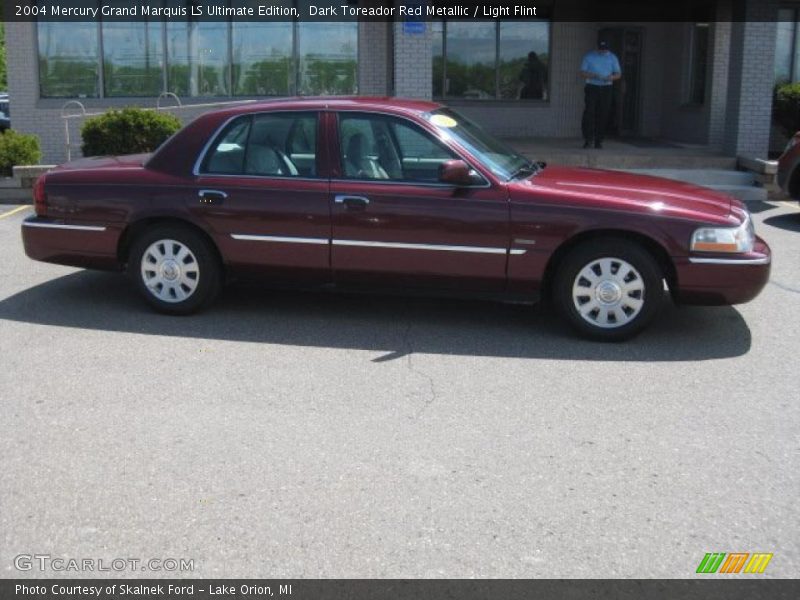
329, 111, 510, 292
190, 111, 330, 283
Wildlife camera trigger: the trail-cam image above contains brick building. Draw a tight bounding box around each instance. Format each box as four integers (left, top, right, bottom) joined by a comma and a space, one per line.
5, 0, 798, 164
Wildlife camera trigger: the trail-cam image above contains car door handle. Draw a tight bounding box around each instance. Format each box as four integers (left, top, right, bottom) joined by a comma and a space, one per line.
334, 194, 370, 210
198, 189, 227, 205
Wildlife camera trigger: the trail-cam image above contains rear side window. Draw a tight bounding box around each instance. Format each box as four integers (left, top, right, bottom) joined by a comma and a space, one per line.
202, 117, 250, 175
200, 112, 318, 178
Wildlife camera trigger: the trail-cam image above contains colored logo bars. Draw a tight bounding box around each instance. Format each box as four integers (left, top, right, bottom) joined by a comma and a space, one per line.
696, 552, 773, 574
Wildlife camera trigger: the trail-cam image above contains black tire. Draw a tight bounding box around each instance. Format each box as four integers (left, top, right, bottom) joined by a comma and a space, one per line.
553, 238, 664, 341
129, 225, 222, 315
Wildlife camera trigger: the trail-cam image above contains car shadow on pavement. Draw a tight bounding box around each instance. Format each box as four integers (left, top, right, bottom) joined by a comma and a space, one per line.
744, 200, 780, 214
763, 212, 800, 232
0, 271, 752, 362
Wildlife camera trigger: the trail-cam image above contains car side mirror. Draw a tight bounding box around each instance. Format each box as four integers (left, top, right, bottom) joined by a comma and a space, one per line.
439, 159, 483, 186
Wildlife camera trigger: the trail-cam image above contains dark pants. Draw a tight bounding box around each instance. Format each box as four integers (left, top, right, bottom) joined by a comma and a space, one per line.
582, 84, 613, 144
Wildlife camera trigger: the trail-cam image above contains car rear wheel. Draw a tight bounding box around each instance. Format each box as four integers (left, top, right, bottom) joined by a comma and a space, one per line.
129, 226, 221, 315
553, 239, 664, 341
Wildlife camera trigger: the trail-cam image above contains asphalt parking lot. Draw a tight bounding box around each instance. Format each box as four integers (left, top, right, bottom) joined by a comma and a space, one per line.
0, 201, 798, 578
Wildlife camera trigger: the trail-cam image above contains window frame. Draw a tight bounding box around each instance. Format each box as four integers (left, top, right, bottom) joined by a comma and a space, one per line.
332, 111, 491, 188
194, 110, 324, 181
433, 19, 552, 105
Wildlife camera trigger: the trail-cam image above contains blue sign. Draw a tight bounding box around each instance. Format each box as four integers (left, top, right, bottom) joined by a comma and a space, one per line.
403, 21, 426, 35
403, 0, 426, 35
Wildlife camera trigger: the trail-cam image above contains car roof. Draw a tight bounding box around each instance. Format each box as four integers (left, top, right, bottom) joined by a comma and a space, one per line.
207, 96, 444, 119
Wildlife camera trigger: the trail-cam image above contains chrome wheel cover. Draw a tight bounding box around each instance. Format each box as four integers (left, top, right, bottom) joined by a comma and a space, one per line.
572, 257, 645, 329
140, 239, 200, 303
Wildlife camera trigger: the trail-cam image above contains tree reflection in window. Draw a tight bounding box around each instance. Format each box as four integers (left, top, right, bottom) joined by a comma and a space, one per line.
102, 2, 163, 97
38, 22, 99, 98
36, 0, 358, 99
433, 20, 550, 101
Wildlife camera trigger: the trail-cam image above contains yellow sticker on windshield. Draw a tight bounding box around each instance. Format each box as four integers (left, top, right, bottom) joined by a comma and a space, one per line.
430, 114, 457, 128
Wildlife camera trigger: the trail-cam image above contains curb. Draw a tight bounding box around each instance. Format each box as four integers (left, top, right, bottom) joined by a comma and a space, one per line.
0, 190, 31, 205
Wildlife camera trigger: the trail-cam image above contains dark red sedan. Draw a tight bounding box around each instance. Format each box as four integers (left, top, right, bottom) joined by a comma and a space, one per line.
22, 97, 770, 340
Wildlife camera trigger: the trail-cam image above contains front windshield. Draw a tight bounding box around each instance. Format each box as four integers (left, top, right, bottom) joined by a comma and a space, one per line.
425, 108, 533, 180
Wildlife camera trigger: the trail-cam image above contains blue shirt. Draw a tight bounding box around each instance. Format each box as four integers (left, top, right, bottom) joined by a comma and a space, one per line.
581, 50, 621, 86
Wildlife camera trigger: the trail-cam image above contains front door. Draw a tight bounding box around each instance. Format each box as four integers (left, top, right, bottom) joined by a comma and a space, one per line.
329, 112, 510, 292
190, 111, 330, 283
599, 27, 643, 136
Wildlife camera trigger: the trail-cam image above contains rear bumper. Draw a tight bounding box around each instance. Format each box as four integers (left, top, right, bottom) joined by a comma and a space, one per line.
673, 237, 771, 306
21, 216, 122, 270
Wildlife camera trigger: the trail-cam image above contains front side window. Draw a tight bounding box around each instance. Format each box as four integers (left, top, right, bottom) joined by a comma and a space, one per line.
425, 108, 530, 180
433, 20, 550, 101
338, 114, 458, 183
201, 112, 318, 177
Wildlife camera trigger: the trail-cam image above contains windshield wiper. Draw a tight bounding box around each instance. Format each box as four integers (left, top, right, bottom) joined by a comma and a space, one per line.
509, 160, 546, 181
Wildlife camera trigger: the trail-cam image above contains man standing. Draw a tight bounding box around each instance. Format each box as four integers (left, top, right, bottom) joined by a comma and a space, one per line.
519, 52, 548, 100
580, 40, 621, 149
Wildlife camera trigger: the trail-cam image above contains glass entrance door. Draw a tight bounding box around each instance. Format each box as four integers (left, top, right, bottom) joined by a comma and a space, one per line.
599, 27, 643, 136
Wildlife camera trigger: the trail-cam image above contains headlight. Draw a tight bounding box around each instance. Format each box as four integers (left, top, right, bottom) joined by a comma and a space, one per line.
691, 216, 755, 253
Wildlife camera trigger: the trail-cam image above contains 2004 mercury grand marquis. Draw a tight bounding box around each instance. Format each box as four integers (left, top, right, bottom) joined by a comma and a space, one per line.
21, 98, 771, 341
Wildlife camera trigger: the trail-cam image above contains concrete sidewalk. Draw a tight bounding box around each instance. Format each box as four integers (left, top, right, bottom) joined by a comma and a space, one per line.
505, 136, 736, 170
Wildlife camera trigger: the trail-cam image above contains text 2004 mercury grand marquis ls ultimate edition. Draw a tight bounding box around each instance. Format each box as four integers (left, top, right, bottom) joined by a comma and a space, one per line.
22, 98, 771, 341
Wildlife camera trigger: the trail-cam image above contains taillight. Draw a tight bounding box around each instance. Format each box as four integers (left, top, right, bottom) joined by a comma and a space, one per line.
33, 174, 47, 217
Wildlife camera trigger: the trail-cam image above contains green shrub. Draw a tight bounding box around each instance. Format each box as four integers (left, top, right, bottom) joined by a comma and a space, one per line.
773, 82, 800, 137
0, 130, 42, 177
80, 108, 182, 157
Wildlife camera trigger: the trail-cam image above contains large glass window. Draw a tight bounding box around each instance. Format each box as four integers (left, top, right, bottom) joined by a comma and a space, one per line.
433, 20, 550, 101
102, 7, 164, 97
38, 22, 100, 98
232, 21, 293, 96
167, 21, 230, 97
297, 22, 358, 95
776, 7, 800, 84
36, 3, 357, 100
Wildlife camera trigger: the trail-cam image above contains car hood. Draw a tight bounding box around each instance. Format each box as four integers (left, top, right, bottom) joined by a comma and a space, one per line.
511, 166, 736, 221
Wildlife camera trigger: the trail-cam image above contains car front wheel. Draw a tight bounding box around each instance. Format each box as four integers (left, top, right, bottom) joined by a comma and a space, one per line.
553, 239, 664, 341
129, 226, 221, 315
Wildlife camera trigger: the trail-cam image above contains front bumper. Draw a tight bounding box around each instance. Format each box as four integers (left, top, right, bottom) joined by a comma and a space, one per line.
673, 237, 771, 305
21, 216, 122, 270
